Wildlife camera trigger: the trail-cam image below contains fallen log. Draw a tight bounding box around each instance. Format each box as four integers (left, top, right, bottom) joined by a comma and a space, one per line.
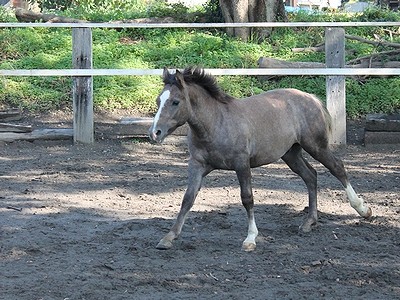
14, 8, 175, 24
0, 128, 73, 142
347, 49, 400, 65
345, 34, 400, 49
257, 57, 326, 80
258, 57, 325, 69
15, 8, 87, 23
291, 44, 325, 53
348, 60, 400, 69
292, 35, 400, 53
110, 17, 175, 24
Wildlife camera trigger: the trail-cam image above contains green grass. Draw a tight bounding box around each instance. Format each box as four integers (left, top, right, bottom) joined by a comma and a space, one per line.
0, 3, 399, 117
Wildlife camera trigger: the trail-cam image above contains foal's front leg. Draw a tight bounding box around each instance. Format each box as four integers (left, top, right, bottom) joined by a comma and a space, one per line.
156, 161, 209, 250
236, 167, 259, 252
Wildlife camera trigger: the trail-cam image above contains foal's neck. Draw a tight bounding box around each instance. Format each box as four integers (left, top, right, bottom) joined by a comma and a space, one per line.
187, 86, 227, 141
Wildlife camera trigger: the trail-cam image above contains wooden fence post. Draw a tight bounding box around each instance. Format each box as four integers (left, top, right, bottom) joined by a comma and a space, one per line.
325, 27, 346, 146
72, 27, 94, 144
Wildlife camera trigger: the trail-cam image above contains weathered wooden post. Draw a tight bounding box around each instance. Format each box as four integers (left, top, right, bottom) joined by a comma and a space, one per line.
325, 27, 346, 146
72, 27, 94, 144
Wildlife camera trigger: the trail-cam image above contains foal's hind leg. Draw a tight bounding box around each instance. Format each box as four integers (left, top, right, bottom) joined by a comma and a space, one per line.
304, 144, 372, 219
282, 144, 319, 232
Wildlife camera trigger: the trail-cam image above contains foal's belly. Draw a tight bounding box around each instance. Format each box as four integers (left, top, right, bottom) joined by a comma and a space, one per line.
249, 155, 279, 168
204, 151, 282, 170
190, 129, 297, 170
248, 139, 296, 168
201, 145, 287, 170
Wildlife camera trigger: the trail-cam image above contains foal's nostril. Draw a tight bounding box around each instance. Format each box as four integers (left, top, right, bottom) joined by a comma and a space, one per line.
156, 130, 162, 136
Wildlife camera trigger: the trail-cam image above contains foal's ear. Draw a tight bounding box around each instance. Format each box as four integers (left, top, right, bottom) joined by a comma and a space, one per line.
175, 69, 185, 88
163, 67, 170, 79
163, 67, 176, 85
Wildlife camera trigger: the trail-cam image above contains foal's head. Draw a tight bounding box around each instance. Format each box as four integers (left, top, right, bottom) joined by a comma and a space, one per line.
149, 67, 233, 143
149, 67, 190, 143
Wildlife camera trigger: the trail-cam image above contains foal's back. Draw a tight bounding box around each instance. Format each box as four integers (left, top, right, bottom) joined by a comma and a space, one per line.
230, 88, 330, 165
239, 88, 328, 130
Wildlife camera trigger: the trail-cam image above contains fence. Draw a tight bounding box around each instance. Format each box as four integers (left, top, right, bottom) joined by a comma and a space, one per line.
1, 21, 400, 145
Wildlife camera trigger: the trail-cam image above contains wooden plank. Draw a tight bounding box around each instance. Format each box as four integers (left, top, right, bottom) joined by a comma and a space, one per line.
0, 128, 73, 142
365, 113, 400, 132
325, 27, 346, 146
103, 117, 155, 137
0, 109, 21, 121
72, 27, 94, 144
0, 123, 32, 133
115, 117, 188, 136
364, 131, 400, 145
120, 117, 154, 125
1, 68, 400, 77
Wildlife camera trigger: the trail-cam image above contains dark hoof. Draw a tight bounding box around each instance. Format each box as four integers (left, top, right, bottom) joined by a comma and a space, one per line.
156, 239, 173, 250
299, 218, 317, 233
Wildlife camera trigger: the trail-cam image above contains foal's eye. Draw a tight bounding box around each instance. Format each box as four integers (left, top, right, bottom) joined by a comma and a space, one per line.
172, 100, 180, 106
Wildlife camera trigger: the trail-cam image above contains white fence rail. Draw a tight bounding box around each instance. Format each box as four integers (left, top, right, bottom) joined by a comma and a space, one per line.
1, 68, 400, 77
1, 21, 400, 28
1, 21, 399, 144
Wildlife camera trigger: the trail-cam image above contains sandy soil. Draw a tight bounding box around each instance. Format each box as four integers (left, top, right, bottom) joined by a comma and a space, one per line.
0, 117, 399, 300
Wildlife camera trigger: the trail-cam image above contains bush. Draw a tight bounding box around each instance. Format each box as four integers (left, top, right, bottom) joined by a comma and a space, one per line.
0, 6, 16, 22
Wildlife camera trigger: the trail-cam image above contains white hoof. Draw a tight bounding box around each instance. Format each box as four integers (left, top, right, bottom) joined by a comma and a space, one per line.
360, 206, 372, 219
242, 241, 256, 252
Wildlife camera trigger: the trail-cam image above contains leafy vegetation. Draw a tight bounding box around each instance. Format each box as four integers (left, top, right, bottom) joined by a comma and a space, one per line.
0, 2, 399, 117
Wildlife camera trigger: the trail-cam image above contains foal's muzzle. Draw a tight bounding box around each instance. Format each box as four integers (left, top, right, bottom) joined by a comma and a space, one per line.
149, 123, 169, 143
149, 122, 179, 143
149, 127, 163, 143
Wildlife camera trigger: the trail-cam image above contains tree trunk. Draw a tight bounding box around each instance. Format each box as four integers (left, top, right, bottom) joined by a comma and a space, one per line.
261, 0, 286, 38
219, 0, 250, 40
219, 0, 286, 41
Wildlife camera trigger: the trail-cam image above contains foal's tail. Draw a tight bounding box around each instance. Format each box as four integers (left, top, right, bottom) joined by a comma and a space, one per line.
320, 100, 334, 147
322, 105, 333, 135
311, 93, 333, 144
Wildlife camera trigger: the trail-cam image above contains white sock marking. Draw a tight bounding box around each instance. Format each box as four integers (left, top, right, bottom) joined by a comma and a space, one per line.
244, 213, 258, 245
345, 183, 370, 217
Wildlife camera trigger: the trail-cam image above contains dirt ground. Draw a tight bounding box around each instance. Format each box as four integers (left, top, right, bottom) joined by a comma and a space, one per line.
0, 115, 399, 300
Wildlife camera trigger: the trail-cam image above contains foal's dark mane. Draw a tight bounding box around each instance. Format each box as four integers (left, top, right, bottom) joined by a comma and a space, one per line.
163, 67, 235, 104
